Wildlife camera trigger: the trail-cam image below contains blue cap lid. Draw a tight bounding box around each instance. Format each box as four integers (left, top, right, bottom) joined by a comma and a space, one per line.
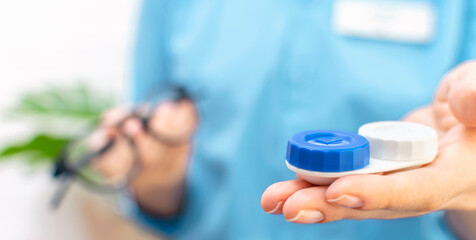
286, 130, 370, 172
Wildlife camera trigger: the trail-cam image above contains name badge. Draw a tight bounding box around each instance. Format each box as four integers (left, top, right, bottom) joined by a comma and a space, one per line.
332, 0, 436, 44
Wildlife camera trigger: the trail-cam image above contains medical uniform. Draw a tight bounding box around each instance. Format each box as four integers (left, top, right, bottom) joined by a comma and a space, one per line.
124, 0, 476, 239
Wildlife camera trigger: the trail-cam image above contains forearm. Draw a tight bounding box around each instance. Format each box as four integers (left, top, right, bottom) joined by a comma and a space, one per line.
131, 143, 191, 217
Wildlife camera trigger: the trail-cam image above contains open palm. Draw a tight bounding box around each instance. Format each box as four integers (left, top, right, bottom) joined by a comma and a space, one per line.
261, 61, 476, 224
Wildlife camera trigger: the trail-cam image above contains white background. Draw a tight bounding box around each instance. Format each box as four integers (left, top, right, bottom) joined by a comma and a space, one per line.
0, 0, 140, 239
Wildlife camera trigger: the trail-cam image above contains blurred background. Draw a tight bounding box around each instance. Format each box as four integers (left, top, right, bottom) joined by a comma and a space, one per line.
0, 1, 158, 239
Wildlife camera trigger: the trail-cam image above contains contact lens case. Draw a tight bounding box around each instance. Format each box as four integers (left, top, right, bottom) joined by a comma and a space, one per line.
285, 121, 438, 185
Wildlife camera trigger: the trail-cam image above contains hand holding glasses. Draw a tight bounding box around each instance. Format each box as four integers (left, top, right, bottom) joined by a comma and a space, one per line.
51, 86, 198, 209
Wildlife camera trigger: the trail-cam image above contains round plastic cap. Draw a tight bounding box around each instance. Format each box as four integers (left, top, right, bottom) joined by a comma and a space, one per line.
358, 121, 438, 162
286, 130, 370, 172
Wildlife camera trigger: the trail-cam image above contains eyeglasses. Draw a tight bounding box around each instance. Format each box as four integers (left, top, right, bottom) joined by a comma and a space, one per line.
50, 85, 195, 209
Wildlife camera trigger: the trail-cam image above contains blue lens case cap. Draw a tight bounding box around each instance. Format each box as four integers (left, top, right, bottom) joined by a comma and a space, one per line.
286, 130, 370, 172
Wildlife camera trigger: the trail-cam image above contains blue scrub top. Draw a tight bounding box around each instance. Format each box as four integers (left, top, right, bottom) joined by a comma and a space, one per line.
124, 0, 476, 239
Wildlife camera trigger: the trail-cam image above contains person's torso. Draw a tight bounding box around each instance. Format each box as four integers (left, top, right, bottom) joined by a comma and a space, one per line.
153, 0, 476, 239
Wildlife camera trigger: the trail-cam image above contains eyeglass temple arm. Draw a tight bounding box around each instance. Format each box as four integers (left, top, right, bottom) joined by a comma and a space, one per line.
50, 138, 116, 209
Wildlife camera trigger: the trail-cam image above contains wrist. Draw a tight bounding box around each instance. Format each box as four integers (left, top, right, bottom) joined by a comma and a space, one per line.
129, 142, 191, 216
132, 177, 186, 217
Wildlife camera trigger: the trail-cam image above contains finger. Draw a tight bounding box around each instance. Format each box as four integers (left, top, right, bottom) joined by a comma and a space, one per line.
403, 106, 436, 127
448, 75, 476, 127
325, 166, 454, 212
433, 101, 460, 132
91, 130, 135, 182
122, 118, 164, 166
261, 179, 313, 214
434, 61, 475, 102
327, 141, 476, 212
438, 123, 476, 149
88, 127, 115, 151
282, 186, 424, 224
123, 118, 147, 140
124, 117, 191, 182
282, 186, 336, 223
91, 118, 146, 182
435, 61, 476, 127
101, 106, 131, 127
403, 103, 465, 138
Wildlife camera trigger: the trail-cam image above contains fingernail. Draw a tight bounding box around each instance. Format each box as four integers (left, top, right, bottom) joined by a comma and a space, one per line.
265, 201, 284, 214
327, 195, 363, 208
286, 210, 324, 224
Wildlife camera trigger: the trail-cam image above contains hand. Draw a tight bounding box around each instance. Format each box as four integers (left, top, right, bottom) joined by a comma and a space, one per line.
261, 61, 476, 224
92, 99, 198, 215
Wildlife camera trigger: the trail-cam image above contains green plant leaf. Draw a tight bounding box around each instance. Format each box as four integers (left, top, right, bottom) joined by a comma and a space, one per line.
10, 82, 114, 122
0, 134, 69, 164
1, 81, 115, 167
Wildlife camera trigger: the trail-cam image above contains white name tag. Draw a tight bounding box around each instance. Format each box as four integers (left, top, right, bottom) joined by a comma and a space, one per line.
332, 0, 436, 44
